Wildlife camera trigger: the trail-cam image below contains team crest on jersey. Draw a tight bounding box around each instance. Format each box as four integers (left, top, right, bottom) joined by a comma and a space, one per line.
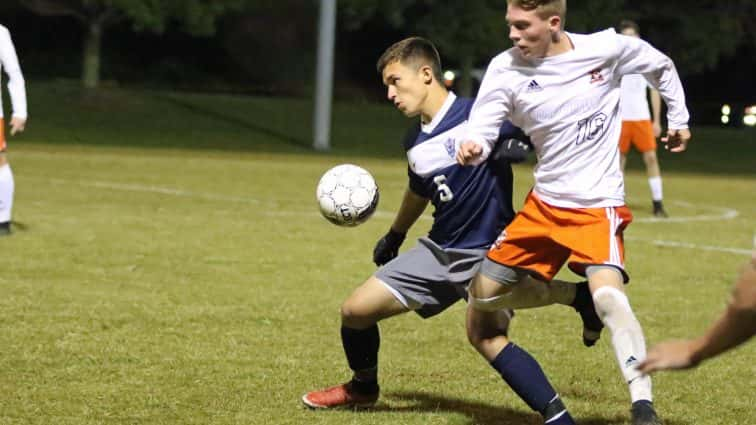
588, 68, 604, 83
444, 138, 456, 158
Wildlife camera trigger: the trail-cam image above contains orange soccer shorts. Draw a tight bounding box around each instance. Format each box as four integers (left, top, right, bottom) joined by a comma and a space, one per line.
618, 120, 656, 154
487, 191, 633, 282
0, 118, 5, 151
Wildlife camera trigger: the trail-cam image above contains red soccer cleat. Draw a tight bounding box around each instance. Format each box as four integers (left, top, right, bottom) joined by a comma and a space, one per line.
302, 382, 379, 409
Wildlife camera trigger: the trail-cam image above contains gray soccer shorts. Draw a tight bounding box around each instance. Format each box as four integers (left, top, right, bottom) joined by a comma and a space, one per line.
374, 237, 488, 318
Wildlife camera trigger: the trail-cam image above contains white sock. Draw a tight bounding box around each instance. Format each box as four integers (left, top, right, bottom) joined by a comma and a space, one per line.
0, 164, 13, 223
592, 286, 652, 403
648, 177, 663, 202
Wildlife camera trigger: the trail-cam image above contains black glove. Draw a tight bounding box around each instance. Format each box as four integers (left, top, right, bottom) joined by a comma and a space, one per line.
373, 229, 406, 266
490, 138, 533, 165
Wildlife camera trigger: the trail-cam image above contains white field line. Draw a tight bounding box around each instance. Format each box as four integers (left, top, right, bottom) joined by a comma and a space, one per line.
37, 177, 751, 256
46, 178, 262, 204
624, 236, 752, 256
633, 200, 739, 223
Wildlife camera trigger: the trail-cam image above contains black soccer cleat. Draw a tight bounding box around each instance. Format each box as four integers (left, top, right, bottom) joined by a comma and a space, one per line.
0, 221, 10, 236
652, 200, 668, 218
570, 281, 603, 347
631, 400, 662, 425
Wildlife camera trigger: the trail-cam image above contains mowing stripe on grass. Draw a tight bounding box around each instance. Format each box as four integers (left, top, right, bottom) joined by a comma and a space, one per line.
32, 176, 751, 256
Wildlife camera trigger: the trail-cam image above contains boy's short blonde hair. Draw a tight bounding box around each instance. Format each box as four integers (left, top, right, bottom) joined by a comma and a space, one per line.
508, 0, 566, 22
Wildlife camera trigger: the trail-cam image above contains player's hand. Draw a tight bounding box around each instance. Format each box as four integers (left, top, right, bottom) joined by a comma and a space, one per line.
9, 117, 26, 136
636, 340, 699, 374
373, 229, 406, 266
491, 138, 532, 165
652, 121, 662, 138
456, 141, 483, 165
661, 128, 690, 153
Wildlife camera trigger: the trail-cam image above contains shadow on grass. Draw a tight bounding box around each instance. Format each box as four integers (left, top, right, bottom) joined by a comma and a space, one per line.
374, 390, 688, 425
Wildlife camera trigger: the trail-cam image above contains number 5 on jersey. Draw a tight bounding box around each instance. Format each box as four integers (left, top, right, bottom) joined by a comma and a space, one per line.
433, 175, 454, 202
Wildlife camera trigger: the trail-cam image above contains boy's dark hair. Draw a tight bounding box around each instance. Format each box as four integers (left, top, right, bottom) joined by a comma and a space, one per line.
376, 37, 444, 84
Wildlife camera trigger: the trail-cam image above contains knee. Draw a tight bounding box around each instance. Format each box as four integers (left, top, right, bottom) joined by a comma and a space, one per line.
592, 287, 623, 317
643, 151, 658, 168
466, 315, 489, 349
340, 299, 373, 329
466, 307, 510, 346
592, 286, 637, 329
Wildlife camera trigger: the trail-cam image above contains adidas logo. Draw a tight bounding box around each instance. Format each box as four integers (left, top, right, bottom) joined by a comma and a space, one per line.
625, 355, 638, 367
526, 79, 542, 92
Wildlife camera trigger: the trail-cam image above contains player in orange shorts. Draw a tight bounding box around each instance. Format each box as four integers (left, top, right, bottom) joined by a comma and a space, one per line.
456, 1, 691, 424
618, 20, 667, 217
0, 24, 28, 235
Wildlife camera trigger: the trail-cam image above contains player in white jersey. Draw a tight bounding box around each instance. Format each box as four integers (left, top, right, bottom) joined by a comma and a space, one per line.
618, 20, 667, 217
456, 1, 691, 424
0, 24, 28, 235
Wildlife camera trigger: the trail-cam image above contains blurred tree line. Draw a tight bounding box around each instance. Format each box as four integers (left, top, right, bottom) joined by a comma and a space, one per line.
0, 0, 754, 102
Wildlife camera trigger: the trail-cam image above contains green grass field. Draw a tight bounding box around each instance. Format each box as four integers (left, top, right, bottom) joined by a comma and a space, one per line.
0, 82, 754, 424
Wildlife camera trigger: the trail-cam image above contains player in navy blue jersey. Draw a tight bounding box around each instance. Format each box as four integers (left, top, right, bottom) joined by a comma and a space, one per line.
302, 37, 598, 424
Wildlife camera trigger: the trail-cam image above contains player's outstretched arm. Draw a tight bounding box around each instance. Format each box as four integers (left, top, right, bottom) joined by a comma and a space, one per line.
638, 254, 756, 373
615, 34, 689, 141
373, 188, 428, 266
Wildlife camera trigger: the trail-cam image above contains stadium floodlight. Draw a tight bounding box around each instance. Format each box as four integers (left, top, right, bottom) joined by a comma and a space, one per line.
743, 105, 756, 127
443, 70, 456, 88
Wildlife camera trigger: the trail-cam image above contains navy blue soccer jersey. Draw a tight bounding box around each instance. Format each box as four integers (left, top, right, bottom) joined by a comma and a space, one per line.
404, 93, 519, 249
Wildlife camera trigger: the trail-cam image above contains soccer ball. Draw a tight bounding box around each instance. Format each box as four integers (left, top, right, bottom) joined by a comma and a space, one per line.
316, 164, 379, 226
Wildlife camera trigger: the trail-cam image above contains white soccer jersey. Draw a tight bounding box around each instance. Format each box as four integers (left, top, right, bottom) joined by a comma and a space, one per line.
0, 24, 27, 120
620, 74, 651, 121
465, 29, 689, 208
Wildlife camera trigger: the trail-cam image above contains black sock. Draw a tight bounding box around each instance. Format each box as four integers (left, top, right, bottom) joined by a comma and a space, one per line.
490, 343, 569, 421
341, 325, 380, 393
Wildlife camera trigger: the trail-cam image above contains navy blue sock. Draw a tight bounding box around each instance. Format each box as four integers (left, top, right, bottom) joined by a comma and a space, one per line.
491, 343, 572, 423
341, 325, 380, 393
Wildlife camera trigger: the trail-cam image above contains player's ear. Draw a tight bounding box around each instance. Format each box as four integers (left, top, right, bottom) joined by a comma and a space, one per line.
549, 15, 562, 39
421, 66, 433, 85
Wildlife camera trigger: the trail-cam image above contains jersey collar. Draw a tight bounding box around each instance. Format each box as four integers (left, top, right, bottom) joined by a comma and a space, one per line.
421, 92, 457, 134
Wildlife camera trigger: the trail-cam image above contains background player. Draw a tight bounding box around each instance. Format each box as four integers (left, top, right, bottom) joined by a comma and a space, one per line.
302, 37, 597, 425
0, 24, 27, 235
456, 1, 691, 424
618, 20, 667, 217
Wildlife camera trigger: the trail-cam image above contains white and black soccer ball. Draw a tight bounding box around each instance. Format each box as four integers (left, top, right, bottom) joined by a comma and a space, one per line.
316, 164, 379, 226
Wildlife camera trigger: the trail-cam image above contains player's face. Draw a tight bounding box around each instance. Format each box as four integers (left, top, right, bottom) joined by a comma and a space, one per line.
506, 5, 560, 58
382, 60, 429, 118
